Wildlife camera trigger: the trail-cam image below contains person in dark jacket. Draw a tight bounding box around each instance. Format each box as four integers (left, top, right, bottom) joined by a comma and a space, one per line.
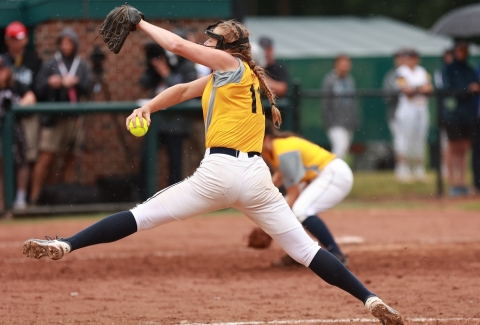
139, 41, 197, 199
30, 27, 92, 203
473, 64, 480, 194
442, 41, 480, 196
258, 36, 289, 98
433, 49, 454, 180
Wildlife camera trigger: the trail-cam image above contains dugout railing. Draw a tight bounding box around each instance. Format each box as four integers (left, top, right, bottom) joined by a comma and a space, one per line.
1, 96, 297, 216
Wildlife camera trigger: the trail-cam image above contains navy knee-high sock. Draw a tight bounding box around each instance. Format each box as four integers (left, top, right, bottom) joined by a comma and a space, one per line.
309, 248, 375, 303
63, 211, 137, 251
302, 215, 343, 256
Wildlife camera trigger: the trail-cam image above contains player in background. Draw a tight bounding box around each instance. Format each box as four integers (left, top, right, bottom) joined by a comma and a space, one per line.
392, 49, 433, 182
22, 15, 403, 325
261, 120, 351, 267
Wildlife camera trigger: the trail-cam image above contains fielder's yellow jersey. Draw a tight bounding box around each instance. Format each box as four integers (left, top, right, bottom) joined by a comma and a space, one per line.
201, 58, 265, 153
263, 136, 336, 187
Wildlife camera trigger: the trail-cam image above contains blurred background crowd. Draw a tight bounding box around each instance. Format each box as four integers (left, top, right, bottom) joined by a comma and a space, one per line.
1, 0, 480, 213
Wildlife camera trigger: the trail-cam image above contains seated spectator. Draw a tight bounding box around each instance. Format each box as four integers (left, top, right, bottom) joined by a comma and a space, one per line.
0, 56, 36, 209
321, 55, 359, 160
392, 49, 432, 182
3, 21, 43, 209
139, 41, 197, 198
30, 27, 91, 204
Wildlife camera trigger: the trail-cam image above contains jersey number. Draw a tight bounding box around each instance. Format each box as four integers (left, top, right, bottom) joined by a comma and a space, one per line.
250, 85, 264, 115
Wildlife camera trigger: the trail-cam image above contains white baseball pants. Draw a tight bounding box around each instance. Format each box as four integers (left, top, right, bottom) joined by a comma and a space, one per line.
327, 127, 352, 159
131, 149, 321, 266
392, 106, 429, 159
292, 158, 353, 222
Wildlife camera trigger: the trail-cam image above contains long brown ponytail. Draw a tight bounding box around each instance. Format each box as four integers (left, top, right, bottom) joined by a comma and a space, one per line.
216, 20, 282, 128
264, 119, 298, 139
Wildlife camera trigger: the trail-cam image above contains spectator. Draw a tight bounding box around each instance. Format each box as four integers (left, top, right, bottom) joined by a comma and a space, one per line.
3, 21, 42, 208
139, 41, 197, 199
382, 49, 407, 133
250, 42, 267, 68
185, 28, 212, 78
3, 22, 42, 88
391, 49, 432, 182
434, 49, 454, 179
30, 27, 92, 204
321, 54, 359, 160
434, 49, 454, 89
0, 56, 36, 209
258, 36, 290, 98
442, 41, 479, 196
473, 62, 480, 194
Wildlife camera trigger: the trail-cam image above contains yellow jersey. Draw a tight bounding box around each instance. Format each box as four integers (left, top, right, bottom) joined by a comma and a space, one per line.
263, 136, 336, 187
201, 58, 265, 153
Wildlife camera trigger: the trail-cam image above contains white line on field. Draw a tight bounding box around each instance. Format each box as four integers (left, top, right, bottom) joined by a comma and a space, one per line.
173, 317, 480, 325
3, 236, 480, 264
2, 236, 480, 250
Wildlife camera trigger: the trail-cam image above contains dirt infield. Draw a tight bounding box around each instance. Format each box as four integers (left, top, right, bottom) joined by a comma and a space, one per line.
1, 201, 480, 325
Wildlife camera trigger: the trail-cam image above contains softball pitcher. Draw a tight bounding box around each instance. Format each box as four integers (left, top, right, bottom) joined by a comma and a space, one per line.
260, 121, 352, 267
22, 5, 403, 324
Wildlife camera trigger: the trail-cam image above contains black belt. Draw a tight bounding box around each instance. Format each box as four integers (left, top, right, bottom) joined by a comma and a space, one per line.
210, 147, 260, 158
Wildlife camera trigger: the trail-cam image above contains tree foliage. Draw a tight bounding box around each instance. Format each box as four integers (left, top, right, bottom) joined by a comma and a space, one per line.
247, 0, 480, 29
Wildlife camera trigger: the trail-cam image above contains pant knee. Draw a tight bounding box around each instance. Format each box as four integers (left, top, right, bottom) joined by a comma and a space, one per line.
130, 198, 178, 231
292, 203, 309, 223
286, 242, 321, 266
271, 227, 321, 266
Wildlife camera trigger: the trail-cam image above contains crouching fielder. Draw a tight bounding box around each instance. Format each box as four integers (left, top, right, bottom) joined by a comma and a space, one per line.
259, 121, 352, 266
22, 10, 403, 325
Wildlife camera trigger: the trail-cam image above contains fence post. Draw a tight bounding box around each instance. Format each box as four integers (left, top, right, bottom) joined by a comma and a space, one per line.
292, 79, 301, 134
435, 93, 444, 197
2, 99, 15, 212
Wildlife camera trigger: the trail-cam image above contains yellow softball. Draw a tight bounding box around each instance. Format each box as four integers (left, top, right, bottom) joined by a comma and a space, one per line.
128, 116, 149, 137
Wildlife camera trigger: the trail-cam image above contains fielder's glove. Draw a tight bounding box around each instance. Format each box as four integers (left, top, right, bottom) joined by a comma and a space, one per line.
247, 227, 272, 249
99, 3, 144, 54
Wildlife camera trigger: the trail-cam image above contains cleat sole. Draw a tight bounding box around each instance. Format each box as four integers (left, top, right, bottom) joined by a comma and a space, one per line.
23, 239, 64, 260
371, 304, 404, 325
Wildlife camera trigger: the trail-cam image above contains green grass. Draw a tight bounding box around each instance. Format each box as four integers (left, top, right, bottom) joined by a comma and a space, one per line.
348, 170, 439, 200
335, 200, 433, 210
2, 171, 477, 225
0, 209, 243, 225
0, 213, 108, 225
457, 201, 480, 211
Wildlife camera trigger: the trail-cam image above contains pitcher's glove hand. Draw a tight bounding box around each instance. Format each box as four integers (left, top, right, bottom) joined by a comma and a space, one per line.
98, 3, 144, 54
247, 227, 272, 249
